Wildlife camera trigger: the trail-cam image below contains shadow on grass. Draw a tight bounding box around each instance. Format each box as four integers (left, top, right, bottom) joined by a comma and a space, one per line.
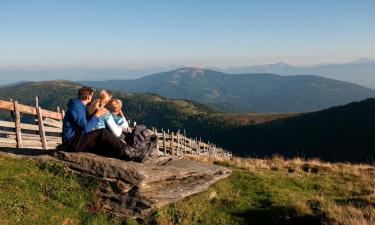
232, 206, 326, 225
0, 147, 57, 157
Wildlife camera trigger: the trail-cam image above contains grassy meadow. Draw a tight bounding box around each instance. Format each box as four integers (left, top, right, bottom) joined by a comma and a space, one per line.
0, 154, 373, 225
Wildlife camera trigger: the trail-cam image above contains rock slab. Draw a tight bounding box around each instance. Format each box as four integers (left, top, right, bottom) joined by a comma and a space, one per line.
53, 151, 231, 218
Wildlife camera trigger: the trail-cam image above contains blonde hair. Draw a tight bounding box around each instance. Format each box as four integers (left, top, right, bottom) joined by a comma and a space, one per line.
88, 90, 113, 116
107, 99, 123, 113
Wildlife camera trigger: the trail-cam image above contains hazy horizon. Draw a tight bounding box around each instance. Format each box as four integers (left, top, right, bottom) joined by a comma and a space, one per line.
1, 57, 375, 89
0, 56, 373, 70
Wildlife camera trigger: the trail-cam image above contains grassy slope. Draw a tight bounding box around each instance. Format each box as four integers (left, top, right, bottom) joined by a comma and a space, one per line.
216, 112, 299, 125
150, 157, 375, 225
1, 154, 373, 225
0, 156, 135, 225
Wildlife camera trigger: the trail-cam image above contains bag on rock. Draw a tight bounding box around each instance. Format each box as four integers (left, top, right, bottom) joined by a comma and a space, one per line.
125, 125, 158, 160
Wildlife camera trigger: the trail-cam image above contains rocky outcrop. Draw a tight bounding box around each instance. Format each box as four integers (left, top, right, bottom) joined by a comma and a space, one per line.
52, 151, 231, 218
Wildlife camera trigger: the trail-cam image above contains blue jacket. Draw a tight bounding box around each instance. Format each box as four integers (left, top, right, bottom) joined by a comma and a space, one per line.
62, 98, 99, 142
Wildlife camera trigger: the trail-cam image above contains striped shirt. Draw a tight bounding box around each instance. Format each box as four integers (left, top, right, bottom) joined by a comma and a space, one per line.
95, 112, 111, 129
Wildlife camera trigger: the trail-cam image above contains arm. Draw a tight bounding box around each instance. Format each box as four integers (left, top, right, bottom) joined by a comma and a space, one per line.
118, 111, 129, 129
105, 114, 123, 137
119, 116, 129, 129
71, 109, 99, 133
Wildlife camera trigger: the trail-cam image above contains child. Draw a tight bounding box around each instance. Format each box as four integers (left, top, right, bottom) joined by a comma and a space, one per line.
107, 98, 129, 130
93, 98, 129, 138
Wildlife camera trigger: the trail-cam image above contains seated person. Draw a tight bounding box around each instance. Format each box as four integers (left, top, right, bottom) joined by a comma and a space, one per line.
87, 89, 112, 127
62, 87, 155, 162
89, 98, 127, 138
105, 98, 131, 139
107, 98, 129, 130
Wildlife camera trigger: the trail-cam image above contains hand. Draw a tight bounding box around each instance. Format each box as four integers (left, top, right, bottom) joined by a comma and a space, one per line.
119, 110, 124, 117
95, 107, 107, 117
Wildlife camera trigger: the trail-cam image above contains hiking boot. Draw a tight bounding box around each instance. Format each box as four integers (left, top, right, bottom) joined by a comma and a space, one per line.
142, 153, 173, 165
139, 146, 159, 163
140, 143, 171, 164
136, 135, 158, 163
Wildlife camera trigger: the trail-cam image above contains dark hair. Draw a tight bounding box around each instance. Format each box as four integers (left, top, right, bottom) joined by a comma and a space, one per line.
78, 86, 94, 100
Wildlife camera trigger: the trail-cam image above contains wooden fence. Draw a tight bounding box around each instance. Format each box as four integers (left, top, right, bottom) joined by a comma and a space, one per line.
150, 128, 232, 159
0, 98, 232, 159
0, 98, 64, 149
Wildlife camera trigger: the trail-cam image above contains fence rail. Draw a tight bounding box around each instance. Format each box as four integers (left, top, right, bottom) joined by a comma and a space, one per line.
0, 98, 232, 159
150, 128, 232, 159
0, 98, 64, 150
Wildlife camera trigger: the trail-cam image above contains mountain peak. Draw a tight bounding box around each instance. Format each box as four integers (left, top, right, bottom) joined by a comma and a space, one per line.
176, 67, 204, 71
174, 67, 205, 77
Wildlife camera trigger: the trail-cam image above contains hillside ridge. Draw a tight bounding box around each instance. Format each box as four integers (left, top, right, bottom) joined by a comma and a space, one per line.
81, 67, 375, 113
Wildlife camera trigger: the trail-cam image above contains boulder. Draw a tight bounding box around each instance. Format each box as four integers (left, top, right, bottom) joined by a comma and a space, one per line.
52, 151, 231, 218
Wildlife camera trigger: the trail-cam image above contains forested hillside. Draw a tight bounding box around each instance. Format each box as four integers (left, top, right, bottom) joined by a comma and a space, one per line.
0, 81, 374, 163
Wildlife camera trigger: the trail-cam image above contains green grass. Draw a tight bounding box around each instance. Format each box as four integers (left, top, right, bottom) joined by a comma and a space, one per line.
148, 159, 374, 225
0, 155, 374, 225
0, 156, 136, 225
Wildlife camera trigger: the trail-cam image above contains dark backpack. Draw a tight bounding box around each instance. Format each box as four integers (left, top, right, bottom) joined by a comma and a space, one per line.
126, 125, 157, 153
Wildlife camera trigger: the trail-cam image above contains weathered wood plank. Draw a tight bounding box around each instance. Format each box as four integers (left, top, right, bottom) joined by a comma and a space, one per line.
0, 137, 17, 145
0, 100, 62, 120
41, 118, 63, 128
37, 106, 48, 150
6, 133, 61, 141
13, 101, 23, 148
0, 120, 62, 133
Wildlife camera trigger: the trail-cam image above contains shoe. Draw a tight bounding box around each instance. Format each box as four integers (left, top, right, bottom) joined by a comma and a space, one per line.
142, 154, 173, 165
140, 145, 170, 164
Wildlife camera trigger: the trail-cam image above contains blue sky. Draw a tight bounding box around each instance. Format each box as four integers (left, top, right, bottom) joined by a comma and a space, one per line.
0, 0, 374, 68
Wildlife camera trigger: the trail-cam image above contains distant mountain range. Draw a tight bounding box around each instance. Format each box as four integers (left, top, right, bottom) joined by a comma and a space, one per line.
1, 57, 374, 88
210, 57, 375, 88
82, 67, 375, 113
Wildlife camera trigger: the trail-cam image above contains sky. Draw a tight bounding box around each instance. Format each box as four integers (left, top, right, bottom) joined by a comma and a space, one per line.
0, 0, 375, 68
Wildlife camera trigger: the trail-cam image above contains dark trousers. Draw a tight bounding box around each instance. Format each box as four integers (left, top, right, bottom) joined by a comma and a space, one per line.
66, 129, 147, 162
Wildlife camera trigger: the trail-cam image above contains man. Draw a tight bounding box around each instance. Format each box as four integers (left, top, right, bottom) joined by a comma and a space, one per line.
62, 86, 154, 162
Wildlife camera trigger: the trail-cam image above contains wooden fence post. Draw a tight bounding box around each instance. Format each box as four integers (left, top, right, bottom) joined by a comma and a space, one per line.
176, 130, 181, 155
57, 106, 64, 121
35, 96, 39, 108
61, 109, 65, 119
183, 129, 186, 155
163, 131, 166, 155
195, 138, 201, 155
13, 101, 23, 148
36, 103, 48, 150
9, 99, 14, 122
170, 132, 175, 155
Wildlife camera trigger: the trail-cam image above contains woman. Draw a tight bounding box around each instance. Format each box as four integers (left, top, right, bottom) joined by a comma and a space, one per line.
88, 91, 127, 137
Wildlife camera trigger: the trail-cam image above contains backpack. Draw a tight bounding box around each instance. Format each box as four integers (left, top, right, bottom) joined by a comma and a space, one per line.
126, 124, 157, 154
